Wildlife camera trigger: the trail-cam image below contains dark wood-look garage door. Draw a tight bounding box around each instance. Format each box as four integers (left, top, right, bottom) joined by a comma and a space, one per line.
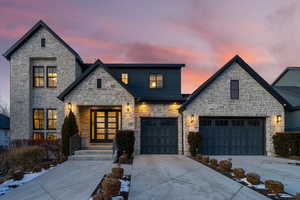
141, 117, 178, 154
199, 117, 265, 155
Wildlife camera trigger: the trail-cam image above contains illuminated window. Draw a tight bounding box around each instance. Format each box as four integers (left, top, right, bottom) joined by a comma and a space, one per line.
47, 109, 57, 130
47, 66, 57, 88
47, 133, 57, 140
33, 66, 44, 87
33, 109, 44, 129
149, 74, 163, 88
32, 132, 44, 140
121, 73, 128, 84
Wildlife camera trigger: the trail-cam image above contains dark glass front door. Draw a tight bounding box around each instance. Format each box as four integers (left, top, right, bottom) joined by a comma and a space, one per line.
90, 110, 120, 143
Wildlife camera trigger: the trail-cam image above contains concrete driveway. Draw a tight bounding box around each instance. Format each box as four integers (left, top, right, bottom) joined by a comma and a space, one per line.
129, 155, 269, 200
212, 156, 300, 195
0, 160, 115, 200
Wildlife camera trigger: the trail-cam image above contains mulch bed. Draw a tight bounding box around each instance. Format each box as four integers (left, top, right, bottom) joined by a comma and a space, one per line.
189, 156, 297, 200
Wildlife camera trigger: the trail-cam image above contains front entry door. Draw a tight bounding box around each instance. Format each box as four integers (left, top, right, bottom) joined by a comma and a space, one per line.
91, 110, 120, 143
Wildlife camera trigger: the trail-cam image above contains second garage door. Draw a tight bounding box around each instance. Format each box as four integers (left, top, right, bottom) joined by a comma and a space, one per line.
199, 117, 265, 155
141, 117, 178, 154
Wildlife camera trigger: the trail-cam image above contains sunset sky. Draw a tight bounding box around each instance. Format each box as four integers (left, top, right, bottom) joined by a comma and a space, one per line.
1, 0, 300, 105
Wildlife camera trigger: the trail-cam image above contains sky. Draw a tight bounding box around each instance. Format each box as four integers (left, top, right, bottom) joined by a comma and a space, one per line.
1, 0, 300, 105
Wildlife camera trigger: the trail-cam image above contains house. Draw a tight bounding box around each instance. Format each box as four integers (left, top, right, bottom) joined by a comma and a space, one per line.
0, 114, 10, 147
272, 67, 300, 131
3, 20, 289, 156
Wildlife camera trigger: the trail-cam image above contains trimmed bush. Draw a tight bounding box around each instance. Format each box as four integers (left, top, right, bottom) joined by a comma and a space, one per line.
210, 158, 218, 167
273, 132, 300, 157
246, 173, 260, 185
115, 130, 135, 159
202, 155, 209, 163
102, 178, 121, 197
112, 167, 124, 179
187, 132, 202, 157
61, 111, 79, 156
265, 180, 284, 193
219, 160, 232, 172
196, 154, 202, 161
233, 168, 245, 179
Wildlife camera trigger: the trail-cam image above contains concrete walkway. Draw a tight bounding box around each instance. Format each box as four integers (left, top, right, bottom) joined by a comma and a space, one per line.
129, 155, 269, 200
212, 156, 300, 195
0, 160, 115, 200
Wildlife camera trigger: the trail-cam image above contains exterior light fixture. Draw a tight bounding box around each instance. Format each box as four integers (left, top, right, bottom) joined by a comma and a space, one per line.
126, 103, 130, 112
276, 115, 282, 123
191, 114, 195, 123
68, 102, 72, 111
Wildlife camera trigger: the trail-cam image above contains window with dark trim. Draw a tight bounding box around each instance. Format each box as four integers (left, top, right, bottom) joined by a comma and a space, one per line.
47, 132, 57, 140
230, 80, 239, 99
33, 66, 44, 87
149, 74, 163, 88
32, 132, 44, 140
47, 109, 57, 130
97, 79, 102, 88
33, 109, 44, 130
41, 38, 46, 47
47, 66, 57, 88
121, 73, 128, 84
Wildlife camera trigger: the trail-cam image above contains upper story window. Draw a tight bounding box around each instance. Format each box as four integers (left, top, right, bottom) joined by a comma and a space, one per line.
97, 79, 102, 88
47, 66, 57, 88
121, 73, 128, 84
33, 66, 44, 87
230, 80, 239, 99
33, 109, 44, 130
149, 74, 163, 88
41, 38, 46, 47
47, 109, 57, 130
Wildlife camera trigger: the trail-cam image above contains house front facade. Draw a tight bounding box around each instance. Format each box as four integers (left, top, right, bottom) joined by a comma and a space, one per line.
3, 20, 290, 155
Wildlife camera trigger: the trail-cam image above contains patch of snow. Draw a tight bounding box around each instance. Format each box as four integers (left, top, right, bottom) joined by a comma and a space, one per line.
278, 193, 293, 198
253, 184, 265, 190
0, 169, 48, 196
120, 179, 130, 193
112, 196, 124, 200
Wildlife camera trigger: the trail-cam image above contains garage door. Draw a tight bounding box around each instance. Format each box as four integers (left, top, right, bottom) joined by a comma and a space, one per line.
141, 117, 178, 154
199, 117, 265, 155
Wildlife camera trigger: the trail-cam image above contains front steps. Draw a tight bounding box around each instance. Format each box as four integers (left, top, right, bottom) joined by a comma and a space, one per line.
69, 143, 114, 161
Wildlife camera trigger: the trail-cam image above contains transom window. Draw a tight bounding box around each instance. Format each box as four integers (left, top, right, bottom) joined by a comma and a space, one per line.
33, 66, 44, 87
33, 109, 44, 130
47, 109, 57, 130
47, 66, 57, 88
32, 132, 44, 140
230, 80, 239, 99
149, 74, 163, 88
121, 73, 128, 84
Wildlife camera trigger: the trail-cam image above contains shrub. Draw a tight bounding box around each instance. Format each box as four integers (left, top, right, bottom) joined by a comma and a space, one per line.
246, 173, 260, 185
296, 193, 300, 200
210, 158, 218, 167
202, 155, 209, 163
233, 168, 245, 179
7, 146, 46, 170
115, 130, 135, 159
12, 170, 24, 181
196, 154, 202, 161
187, 132, 202, 156
273, 132, 300, 157
61, 111, 79, 156
265, 180, 284, 193
112, 167, 124, 179
219, 160, 232, 172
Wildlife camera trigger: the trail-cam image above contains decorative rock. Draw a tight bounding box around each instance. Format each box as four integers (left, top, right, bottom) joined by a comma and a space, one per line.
219, 160, 232, 172
112, 167, 124, 179
246, 173, 260, 185
233, 168, 245, 179
202, 155, 209, 163
265, 180, 284, 193
210, 158, 218, 167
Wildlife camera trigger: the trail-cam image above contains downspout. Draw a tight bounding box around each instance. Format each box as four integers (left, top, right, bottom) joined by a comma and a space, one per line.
180, 110, 184, 155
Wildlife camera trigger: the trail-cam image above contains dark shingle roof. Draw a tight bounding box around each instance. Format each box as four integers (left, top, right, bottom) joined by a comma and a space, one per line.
180, 55, 292, 111
106, 63, 185, 68
272, 67, 300, 87
273, 86, 300, 110
0, 114, 9, 129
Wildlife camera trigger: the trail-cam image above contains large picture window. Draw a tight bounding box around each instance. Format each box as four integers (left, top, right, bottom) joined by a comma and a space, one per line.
230, 80, 239, 99
149, 74, 163, 88
33, 109, 44, 130
33, 66, 44, 87
47, 66, 57, 88
47, 109, 57, 130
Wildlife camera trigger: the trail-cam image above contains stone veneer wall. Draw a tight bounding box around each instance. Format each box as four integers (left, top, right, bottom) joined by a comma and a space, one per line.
9, 27, 77, 139
134, 103, 182, 154
182, 62, 285, 156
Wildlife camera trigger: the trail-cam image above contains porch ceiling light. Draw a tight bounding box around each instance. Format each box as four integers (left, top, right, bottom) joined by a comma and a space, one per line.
68, 102, 72, 111
276, 115, 282, 123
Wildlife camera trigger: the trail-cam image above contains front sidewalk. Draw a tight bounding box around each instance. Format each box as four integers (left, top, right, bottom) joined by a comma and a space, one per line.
0, 160, 114, 200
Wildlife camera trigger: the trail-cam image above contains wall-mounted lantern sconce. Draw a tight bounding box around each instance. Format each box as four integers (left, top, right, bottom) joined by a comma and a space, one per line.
276, 115, 282, 123
68, 102, 72, 111
126, 103, 130, 112
191, 114, 195, 123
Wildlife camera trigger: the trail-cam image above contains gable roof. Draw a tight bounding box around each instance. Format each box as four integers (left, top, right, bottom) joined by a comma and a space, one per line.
273, 86, 300, 110
57, 59, 136, 101
180, 55, 292, 111
272, 67, 300, 87
0, 114, 9, 129
106, 63, 185, 68
3, 20, 83, 64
